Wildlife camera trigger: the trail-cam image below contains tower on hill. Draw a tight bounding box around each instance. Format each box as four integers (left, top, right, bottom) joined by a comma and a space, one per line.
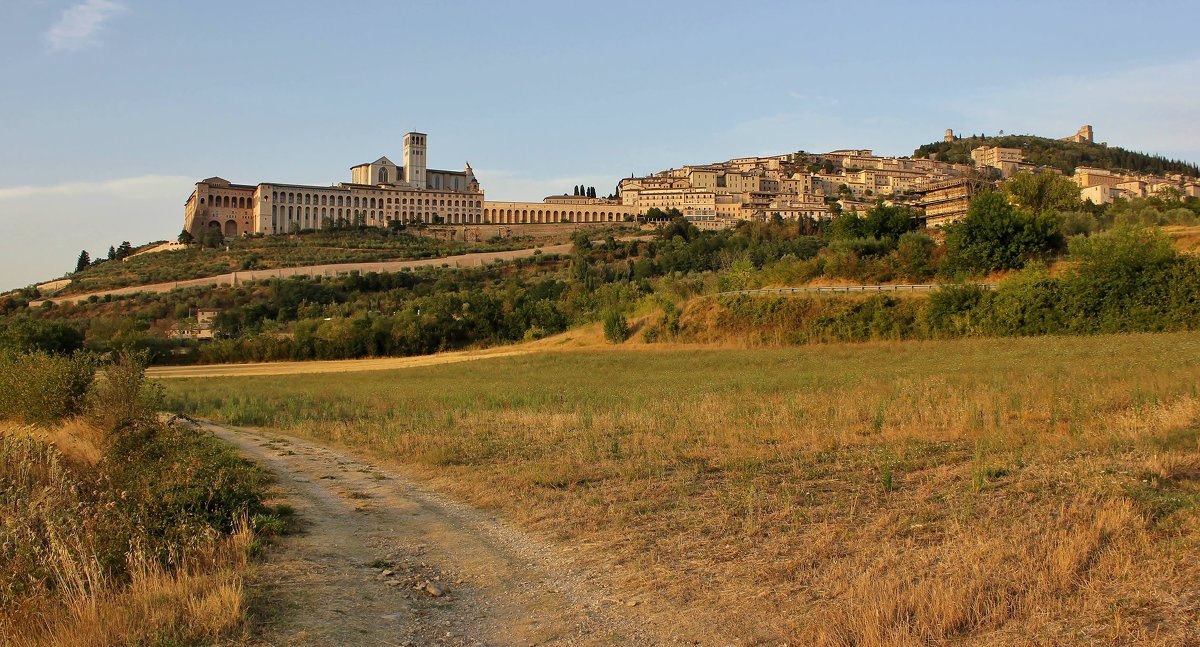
1063, 125, 1094, 144
404, 132, 427, 189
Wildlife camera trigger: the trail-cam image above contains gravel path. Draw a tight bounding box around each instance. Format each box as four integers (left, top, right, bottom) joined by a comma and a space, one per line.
204, 422, 675, 646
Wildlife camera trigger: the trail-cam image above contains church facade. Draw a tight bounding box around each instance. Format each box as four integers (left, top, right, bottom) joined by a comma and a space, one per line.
184, 132, 485, 238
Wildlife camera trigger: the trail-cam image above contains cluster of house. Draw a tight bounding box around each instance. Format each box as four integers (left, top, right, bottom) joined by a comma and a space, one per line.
1073, 167, 1200, 205
617, 148, 977, 230
184, 127, 1198, 238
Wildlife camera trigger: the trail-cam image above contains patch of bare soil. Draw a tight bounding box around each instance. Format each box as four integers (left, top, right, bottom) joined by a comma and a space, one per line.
205, 423, 688, 646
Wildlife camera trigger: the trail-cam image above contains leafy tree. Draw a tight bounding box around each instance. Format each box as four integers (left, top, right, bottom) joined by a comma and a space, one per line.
200, 227, 224, 248
75, 250, 91, 273
178, 229, 194, 244
862, 204, 919, 241
658, 216, 700, 243
827, 212, 864, 240
1002, 171, 1081, 214
117, 241, 133, 259
944, 191, 1063, 275
108, 246, 118, 261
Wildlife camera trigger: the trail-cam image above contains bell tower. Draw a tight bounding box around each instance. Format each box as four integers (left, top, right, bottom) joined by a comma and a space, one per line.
403, 132, 427, 189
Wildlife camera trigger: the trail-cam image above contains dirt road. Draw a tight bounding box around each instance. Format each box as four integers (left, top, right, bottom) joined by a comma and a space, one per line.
205, 422, 675, 646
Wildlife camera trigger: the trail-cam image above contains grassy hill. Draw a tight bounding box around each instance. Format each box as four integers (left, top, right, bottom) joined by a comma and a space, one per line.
914, 134, 1200, 177
55, 226, 593, 296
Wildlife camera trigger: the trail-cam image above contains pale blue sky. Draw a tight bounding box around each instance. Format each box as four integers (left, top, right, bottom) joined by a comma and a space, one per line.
2, 0, 1199, 290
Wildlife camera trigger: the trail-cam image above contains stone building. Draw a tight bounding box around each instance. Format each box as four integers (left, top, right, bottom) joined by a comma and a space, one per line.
971, 145, 1032, 177
184, 132, 485, 239
1062, 125, 1094, 144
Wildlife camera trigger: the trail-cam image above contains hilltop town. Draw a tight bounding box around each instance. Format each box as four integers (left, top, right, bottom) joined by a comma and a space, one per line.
182, 125, 1200, 241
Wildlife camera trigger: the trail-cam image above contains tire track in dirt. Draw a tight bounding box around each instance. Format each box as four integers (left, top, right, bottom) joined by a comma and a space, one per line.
205, 422, 677, 646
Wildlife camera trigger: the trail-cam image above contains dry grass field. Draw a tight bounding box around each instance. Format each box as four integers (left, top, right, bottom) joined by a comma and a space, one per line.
162, 333, 1200, 645
0, 422, 254, 647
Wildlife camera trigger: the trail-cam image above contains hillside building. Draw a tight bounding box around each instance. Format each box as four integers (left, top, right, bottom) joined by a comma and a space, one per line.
185, 132, 484, 239
184, 132, 641, 238
971, 145, 1032, 177
913, 178, 986, 227
1062, 125, 1094, 144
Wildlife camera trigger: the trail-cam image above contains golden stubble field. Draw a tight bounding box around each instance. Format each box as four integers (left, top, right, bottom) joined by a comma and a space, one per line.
162, 333, 1200, 645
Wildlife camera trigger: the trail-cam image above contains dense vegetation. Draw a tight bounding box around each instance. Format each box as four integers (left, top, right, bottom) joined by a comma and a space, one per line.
0, 352, 279, 644
914, 133, 1200, 177
684, 226, 1200, 345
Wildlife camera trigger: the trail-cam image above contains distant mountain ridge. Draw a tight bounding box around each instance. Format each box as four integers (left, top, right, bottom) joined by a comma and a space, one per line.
913, 134, 1199, 178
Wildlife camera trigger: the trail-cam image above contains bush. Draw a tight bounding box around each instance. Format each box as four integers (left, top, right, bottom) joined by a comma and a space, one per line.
896, 232, 937, 281
925, 285, 989, 337
0, 319, 83, 354
0, 350, 271, 628
0, 351, 96, 424
89, 351, 163, 431
603, 310, 629, 343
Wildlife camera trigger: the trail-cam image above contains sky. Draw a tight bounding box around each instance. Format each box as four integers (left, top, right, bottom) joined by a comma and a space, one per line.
2, 0, 1199, 291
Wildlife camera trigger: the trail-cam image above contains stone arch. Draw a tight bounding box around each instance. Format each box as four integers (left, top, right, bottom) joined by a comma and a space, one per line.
224, 220, 238, 238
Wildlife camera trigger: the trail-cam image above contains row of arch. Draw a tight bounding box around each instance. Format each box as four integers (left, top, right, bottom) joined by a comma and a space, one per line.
204, 219, 242, 238
271, 190, 481, 210
473, 207, 629, 224
202, 194, 251, 209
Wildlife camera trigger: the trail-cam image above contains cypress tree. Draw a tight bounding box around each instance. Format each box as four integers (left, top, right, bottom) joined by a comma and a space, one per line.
75, 250, 90, 273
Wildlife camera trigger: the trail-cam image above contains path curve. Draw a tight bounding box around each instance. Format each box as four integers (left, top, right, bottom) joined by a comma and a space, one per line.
203, 421, 675, 646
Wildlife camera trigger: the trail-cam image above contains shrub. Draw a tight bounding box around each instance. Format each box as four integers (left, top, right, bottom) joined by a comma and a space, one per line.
0, 319, 83, 354
926, 284, 989, 337
895, 232, 937, 281
0, 351, 96, 424
88, 351, 163, 431
603, 310, 629, 343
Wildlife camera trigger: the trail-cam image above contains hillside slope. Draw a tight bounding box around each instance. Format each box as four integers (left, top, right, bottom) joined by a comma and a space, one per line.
914, 134, 1199, 177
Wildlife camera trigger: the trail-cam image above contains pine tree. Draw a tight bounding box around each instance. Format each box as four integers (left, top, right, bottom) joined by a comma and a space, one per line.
107, 246, 117, 261
75, 250, 90, 273
117, 241, 133, 258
